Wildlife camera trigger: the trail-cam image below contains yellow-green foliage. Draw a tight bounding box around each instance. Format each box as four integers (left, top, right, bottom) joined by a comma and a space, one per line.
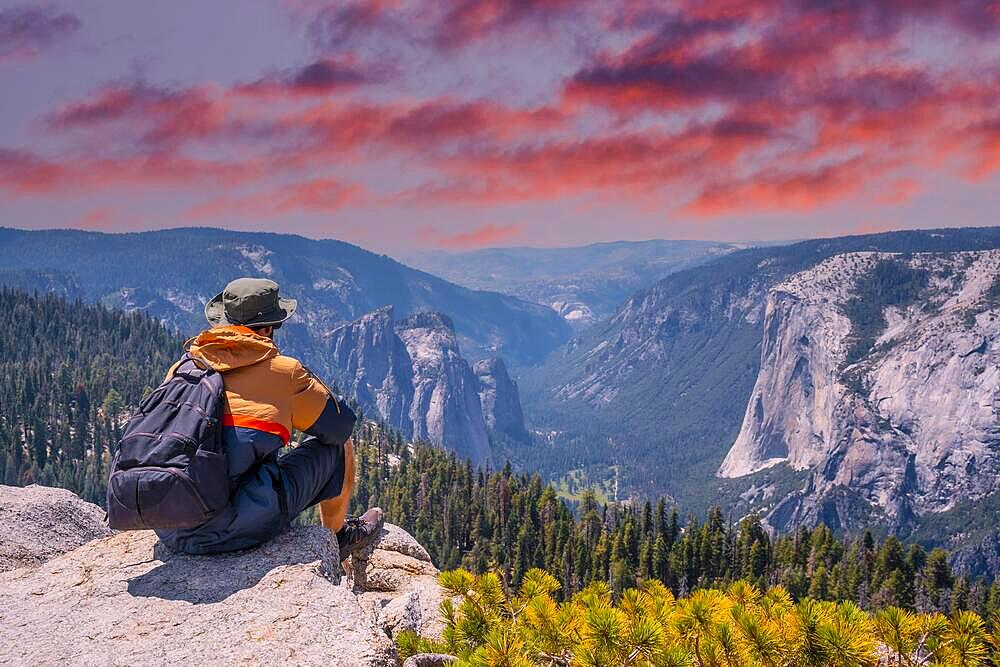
397, 570, 1000, 666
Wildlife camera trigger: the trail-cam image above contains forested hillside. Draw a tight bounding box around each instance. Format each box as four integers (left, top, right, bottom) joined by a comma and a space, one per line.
0, 288, 179, 503
351, 426, 1000, 618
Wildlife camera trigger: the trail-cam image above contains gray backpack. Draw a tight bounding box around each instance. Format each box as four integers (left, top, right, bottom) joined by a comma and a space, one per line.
107, 354, 229, 530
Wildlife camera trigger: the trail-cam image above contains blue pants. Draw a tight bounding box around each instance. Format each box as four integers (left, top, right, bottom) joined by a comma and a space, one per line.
157, 437, 347, 554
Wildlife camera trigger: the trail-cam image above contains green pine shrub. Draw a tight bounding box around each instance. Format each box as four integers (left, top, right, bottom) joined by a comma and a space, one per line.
398, 570, 1000, 666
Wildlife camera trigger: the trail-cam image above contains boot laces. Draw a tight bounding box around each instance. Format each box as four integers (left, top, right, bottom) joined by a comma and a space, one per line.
339, 516, 371, 545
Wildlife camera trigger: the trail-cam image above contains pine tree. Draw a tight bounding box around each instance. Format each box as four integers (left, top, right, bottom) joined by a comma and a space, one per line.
923, 549, 955, 613
395, 567, 989, 666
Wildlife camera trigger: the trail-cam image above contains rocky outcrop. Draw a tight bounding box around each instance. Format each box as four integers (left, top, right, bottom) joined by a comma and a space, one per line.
720, 251, 1000, 532
0, 485, 450, 666
474, 357, 530, 444
328, 306, 415, 431
0, 484, 112, 572
358, 523, 453, 641
1, 525, 396, 665
328, 307, 495, 465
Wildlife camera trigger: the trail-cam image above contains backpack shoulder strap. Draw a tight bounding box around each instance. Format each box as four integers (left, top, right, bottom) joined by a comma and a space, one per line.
163, 357, 185, 382
186, 353, 211, 372
166, 352, 216, 380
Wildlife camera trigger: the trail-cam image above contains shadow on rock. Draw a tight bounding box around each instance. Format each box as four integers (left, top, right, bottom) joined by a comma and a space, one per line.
127, 528, 339, 604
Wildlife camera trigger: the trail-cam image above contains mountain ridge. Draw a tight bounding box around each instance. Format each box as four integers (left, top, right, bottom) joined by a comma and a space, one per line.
0, 226, 571, 370
401, 238, 746, 326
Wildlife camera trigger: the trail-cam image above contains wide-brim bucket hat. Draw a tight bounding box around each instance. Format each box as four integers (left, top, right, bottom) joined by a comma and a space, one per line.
205, 277, 297, 328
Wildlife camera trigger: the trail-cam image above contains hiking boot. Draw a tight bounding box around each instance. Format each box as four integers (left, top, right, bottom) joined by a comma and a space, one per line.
336, 507, 385, 563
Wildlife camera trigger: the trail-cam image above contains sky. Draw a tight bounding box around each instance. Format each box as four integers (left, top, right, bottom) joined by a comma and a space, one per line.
1, 0, 999, 253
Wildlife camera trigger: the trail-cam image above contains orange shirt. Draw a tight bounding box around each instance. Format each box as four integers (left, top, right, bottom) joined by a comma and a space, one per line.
169, 326, 334, 443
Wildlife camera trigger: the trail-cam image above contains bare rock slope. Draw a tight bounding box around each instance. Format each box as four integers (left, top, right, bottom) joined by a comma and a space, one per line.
720, 251, 1000, 531
1, 485, 448, 666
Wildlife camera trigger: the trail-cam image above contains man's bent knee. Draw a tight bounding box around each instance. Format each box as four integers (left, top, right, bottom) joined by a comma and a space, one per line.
279, 437, 355, 527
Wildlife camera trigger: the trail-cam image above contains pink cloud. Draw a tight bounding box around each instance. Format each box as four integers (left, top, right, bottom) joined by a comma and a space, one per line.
876, 178, 922, 205
10, 0, 1000, 232
965, 118, 1000, 180
419, 222, 524, 249
74, 207, 141, 232
678, 158, 877, 218
186, 178, 364, 219
46, 82, 229, 149
433, 0, 594, 47
0, 149, 262, 196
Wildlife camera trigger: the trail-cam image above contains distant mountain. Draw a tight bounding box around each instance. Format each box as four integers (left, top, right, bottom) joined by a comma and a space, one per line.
0, 228, 570, 372
326, 306, 530, 464
400, 240, 744, 327
721, 251, 1000, 534
519, 227, 1000, 521
474, 357, 529, 445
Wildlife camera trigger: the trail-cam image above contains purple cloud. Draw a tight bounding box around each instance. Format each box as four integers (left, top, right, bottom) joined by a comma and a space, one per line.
570, 53, 785, 107
0, 5, 80, 62
239, 58, 376, 96
308, 2, 390, 52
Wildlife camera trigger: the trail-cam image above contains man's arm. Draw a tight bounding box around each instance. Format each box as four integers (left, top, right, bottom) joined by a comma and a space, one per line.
289, 362, 356, 445
289, 361, 357, 533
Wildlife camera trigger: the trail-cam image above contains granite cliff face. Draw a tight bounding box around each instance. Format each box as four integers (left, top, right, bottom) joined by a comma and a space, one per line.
720, 251, 1000, 532
328, 306, 415, 431
396, 312, 493, 465
473, 357, 530, 444
327, 307, 499, 465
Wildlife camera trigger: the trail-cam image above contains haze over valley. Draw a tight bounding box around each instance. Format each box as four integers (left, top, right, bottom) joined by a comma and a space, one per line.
4, 224, 1000, 572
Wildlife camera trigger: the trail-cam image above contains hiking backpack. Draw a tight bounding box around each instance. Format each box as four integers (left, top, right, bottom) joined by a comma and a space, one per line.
107, 354, 229, 530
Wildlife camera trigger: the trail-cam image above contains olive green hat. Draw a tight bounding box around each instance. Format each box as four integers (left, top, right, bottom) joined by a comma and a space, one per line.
204, 277, 297, 328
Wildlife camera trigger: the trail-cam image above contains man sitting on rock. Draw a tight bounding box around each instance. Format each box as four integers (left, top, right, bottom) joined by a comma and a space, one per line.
156, 277, 384, 560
